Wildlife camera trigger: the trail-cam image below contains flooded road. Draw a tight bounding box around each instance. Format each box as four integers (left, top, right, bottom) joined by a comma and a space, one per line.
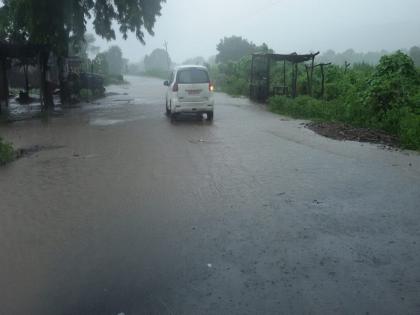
1, 76, 420, 315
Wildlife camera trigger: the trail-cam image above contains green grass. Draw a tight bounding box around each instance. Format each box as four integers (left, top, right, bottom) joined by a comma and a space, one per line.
269, 95, 420, 150
0, 137, 15, 165
104, 74, 127, 86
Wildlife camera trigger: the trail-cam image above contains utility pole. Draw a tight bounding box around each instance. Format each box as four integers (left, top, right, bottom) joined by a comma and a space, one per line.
163, 41, 170, 72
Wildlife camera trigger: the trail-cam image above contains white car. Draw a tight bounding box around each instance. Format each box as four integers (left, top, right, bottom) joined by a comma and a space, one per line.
164, 65, 214, 121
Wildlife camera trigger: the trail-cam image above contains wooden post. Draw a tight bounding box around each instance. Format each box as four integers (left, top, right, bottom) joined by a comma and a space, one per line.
40, 51, 53, 109
291, 62, 298, 98
305, 65, 311, 96
1, 58, 9, 109
309, 56, 315, 96
250, 54, 255, 99
0, 59, 3, 114
283, 60, 286, 95
291, 62, 295, 98
24, 63, 29, 93
266, 55, 270, 100
39, 53, 44, 108
320, 64, 325, 98
311, 62, 331, 98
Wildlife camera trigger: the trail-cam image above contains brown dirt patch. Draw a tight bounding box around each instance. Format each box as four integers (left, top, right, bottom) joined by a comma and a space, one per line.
306, 121, 399, 148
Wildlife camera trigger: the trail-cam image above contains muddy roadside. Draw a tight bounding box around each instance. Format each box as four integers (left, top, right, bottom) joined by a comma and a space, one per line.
306, 121, 401, 149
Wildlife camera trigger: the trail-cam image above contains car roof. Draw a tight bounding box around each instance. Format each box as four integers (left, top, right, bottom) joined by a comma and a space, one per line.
174, 65, 208, 71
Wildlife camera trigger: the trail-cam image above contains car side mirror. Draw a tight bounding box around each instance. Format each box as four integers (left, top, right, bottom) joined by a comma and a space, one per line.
163, 80, 169, 86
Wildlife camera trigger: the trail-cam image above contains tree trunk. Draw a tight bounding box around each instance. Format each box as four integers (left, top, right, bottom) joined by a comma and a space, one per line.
58, 56, 67, 104
283, 60, 286, 95
40, 51, 53, 109
320, 65, 325, 98
24, 64, 29, 93
0, 58, 9, 112
309, 56, 315, 96
250, 54, 255, 99
291, 63, 298, 98
305, 65, 311, 96
266, 57, 270, 100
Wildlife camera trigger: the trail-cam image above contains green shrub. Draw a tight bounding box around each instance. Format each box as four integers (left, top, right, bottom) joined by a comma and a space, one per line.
399, 109, 420, 149
104, 74, 127, 85
222, 50, 420, 150
363, 51, 419, 114
212, 56, 251, 96
79, 88, 93, 100
0, 137, 14, 165
269, 95, 332, 120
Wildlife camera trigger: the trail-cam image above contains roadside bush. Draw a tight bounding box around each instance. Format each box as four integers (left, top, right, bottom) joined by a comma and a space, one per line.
218, 48, 420, 150
213, 56, 251, 96
269, 95, 331, 120
79, 88, 93, 100
363, 51, 419, 114
0, 137, 14, 165
398, 109, 420, 149
104, 74, 126, 85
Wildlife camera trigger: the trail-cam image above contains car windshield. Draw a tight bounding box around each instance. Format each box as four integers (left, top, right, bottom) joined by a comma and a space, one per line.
177, 69, 209, 84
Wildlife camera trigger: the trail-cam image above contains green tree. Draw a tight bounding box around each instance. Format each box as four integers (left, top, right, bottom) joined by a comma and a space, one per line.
216, 36, 257, 63
93, 52, 109, 76
409, 46, 420, 67
0, 0, 165, 55
362, 51, 419, 132
144, 48, 171, 72
183, 56, 206, 66
104, 46, 124, 75
0, 0, 165, 106
0, 137, 14, 165
72, 34, 100, 59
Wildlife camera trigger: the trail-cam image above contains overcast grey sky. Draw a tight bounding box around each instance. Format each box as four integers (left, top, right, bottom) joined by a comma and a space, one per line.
91, 0, 420, 63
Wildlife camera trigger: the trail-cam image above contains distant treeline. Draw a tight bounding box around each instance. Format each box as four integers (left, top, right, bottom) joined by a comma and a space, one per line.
319, 47, 420, 66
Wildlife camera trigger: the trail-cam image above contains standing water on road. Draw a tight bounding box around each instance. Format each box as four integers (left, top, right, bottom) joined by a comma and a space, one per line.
1, 76, 420, 314
1, 1, 420, 314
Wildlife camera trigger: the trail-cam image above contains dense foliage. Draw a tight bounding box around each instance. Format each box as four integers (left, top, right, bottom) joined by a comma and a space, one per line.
103, 46, 125, 76
182, 56, 206, 66
0, 0, 165, 55
144, 48, 171, 73
0, 0, 163, 107
210, 56, 252, 96
127, 48, 172, 79
0, 137, 14, 165
318, 49, 387, 65
269, 52, 420, 149
216, 36, 271, 64
210, 38, 273, 95
212, 42, 420, 149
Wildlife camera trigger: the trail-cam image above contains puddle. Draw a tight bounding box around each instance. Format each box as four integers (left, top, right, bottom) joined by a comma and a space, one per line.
2, 96, 64, 122
16, 145, 66, 158
90, 118, 126, 126
113, 99, 134, 103
188, 138, 220, 144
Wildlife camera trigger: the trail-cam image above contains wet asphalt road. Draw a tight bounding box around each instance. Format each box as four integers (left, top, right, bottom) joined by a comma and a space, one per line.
0, 76, 420, 315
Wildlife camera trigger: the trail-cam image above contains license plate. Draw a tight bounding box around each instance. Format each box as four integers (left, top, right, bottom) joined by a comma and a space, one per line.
186, 89, 201, 95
